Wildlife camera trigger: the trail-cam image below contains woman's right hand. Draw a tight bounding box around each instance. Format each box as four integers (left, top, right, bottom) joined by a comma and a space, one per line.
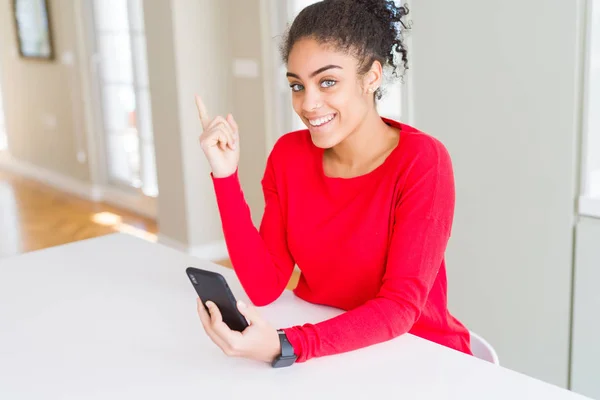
195, 95, 240, 178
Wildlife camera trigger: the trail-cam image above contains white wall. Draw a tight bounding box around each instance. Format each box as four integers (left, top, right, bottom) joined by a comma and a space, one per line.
228, 0, 268, 227
170, 0, 233, 254
410, 0, 583, 388
142, 0, 190, 247
0, 0, 91, 181
571, 216, 600, 399
144, 0, 232, 257
143, 0, 268, 256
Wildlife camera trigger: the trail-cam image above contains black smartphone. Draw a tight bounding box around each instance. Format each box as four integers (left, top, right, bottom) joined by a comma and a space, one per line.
186, 267, 249, 332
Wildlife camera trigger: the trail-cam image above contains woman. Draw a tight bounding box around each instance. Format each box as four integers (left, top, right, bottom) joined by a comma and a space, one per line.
194, 0, 473, 367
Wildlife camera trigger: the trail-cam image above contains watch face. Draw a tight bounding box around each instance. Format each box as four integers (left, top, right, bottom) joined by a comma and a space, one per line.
271, 355, 297, 368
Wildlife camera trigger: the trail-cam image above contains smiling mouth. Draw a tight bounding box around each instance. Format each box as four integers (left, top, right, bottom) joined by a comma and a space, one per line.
308, 113, 336, 127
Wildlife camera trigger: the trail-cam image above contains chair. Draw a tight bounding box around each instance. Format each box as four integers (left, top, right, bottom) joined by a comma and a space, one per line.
470, 330, 500, 365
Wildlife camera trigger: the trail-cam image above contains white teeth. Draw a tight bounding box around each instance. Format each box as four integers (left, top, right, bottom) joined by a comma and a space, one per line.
309, 114, 335, 127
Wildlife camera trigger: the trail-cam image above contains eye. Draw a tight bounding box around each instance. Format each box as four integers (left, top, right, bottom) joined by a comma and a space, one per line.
321, 79, 337, 88
289, 83, 304, 92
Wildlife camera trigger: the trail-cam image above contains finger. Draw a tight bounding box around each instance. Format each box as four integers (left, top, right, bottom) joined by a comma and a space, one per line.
200, 127, 229, 151
201, 124, 231, 152
205, 301, 223, 324
227, 114, 239, 137
208, 115, 237, 150
207, 115, 226, 130
197, 298, 218, 334
226, 115, 239, 150
208, 116, 235, 140
236, 301, 261, 326
206, 301, 241, 347
212, 121, 235, 151
197, 299, 230, 351
195, 95, 211, 130
208, 114, 236, 135
216, 130, 230, 151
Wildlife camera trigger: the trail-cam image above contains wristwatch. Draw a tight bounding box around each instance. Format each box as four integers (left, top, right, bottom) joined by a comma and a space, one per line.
271, 329, 297, 368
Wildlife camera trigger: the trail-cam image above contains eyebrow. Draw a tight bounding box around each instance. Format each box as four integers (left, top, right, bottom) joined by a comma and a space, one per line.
286, 64, 343, 79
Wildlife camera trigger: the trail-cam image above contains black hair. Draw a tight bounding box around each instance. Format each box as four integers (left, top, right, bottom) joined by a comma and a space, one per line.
280, 0, 410, 101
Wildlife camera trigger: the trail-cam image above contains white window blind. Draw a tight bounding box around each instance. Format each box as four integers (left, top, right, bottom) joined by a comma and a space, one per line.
91, 0, 157, 197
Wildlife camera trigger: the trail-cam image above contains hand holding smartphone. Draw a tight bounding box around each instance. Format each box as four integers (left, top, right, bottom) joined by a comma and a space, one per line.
186, 267, 249, 332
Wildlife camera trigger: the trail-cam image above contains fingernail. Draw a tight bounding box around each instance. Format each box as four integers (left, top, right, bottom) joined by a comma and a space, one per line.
238, 301, 246, 309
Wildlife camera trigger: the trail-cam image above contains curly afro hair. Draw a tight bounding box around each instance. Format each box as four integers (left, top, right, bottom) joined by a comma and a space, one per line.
280, 0, 410, 101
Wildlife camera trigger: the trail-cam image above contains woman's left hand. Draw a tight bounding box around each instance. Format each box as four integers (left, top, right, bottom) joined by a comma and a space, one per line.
197, 298, 281, 363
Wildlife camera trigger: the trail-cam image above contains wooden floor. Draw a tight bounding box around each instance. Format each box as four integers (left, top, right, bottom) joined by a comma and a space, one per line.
0, 168, 299, 289
0, 168, 159, 258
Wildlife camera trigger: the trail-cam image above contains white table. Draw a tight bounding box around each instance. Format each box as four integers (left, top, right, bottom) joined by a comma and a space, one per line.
0, 233, 591, 399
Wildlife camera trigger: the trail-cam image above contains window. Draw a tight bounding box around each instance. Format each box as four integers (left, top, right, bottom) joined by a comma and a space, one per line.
580, 0, 600, 217
269, 0, 409, 138
90, 0, 157, 197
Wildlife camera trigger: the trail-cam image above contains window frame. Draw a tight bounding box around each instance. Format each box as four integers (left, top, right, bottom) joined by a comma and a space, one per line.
89, 0, 158, 198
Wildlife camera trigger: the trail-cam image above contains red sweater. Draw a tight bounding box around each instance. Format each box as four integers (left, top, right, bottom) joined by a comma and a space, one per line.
212, 118, 472, 362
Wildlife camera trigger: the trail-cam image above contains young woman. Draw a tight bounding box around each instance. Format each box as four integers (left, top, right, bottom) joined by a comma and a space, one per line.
194, 0, 473, 367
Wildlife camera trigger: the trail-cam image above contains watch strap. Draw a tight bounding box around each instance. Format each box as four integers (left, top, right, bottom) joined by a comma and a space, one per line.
277, 329, 295, 358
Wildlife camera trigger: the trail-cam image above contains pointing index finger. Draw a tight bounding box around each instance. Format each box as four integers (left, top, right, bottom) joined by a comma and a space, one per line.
195, 95, 210, 130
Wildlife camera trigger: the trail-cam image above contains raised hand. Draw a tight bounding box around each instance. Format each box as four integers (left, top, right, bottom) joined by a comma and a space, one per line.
195, 95, 240, 178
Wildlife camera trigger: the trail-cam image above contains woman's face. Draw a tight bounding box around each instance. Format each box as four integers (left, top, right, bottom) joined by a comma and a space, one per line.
286, 38, 378, 148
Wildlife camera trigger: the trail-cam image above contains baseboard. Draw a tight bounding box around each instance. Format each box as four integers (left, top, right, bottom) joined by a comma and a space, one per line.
0, 151, 96, 200
158, 233, 229, 262
95, 185, 156, 219
189, 240, 229, 261
157, 234, 190, 253
579, 196, 600, 219
0, 151, 156, 219
1, 153, 227, 261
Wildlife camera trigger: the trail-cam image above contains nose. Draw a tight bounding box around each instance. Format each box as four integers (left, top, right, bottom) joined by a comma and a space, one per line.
301, 88, 323, 113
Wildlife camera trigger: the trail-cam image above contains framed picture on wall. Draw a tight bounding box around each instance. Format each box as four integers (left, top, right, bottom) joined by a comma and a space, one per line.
12, 0, 54, 60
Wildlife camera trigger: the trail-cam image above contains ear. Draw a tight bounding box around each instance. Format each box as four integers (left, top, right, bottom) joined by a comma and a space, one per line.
362, 60, 383, 94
